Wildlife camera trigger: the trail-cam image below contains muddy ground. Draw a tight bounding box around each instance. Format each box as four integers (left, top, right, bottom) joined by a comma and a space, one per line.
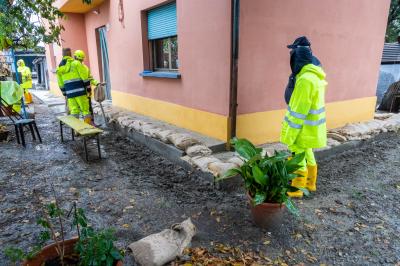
0, 101, 399, 266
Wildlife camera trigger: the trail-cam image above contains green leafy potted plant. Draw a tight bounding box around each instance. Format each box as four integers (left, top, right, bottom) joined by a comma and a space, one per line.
215, 138, 308, 228
4, 188, 123, 266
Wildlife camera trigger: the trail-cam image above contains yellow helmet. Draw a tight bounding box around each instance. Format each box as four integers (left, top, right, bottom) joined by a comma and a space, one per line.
17, 59, 25, 67
74, 50, 86, 61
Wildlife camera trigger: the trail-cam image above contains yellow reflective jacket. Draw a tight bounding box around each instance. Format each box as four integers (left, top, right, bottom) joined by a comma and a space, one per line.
280, 64, 327, 148
57, 59, 91, 99
17, 62, 32, 90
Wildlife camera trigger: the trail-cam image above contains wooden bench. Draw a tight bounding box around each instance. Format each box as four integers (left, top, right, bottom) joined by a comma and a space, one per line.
57, 115, 103, 161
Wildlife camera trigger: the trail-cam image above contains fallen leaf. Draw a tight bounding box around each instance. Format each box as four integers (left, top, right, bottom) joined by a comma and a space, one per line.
293, 233, 303, 240
263, 240, 270, 245
122, 224, 130, 228
304, 223, 316, 230
306, 253, 318, 263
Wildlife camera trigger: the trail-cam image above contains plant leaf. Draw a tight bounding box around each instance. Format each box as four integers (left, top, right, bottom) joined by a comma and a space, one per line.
298, 187, 310, 197
231, 138, 260, 160
285, 198, 299, 216
252, 165, 266, 185
214, 168, 242, 182
110, 248, 123, 260
285, 152, 305, 173
287, 185, 300, 192
254, 192, 267, 205
286, 173, 298, 180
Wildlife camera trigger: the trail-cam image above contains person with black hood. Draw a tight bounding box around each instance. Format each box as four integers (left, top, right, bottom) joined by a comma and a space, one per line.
281, 36, 328, 198
284, 36, 322, 104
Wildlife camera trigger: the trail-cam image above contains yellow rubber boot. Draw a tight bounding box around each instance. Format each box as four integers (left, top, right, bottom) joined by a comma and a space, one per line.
24, 92, 32, 104
306, 164, 318, 192
84, 116, 92, 124
288, 170, 308, 198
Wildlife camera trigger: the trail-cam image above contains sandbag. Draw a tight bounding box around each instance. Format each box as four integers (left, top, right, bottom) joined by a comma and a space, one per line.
167, 133, 199, 150
94, 83, 106, 103
327, 138, 341, 147
131, 120, 145, 131
383, 113, 400, 131
374, 112, 394, 120
117, 116, 133, 128
227, 156, 244, 167
128, 218, 196, 266
154, 129, 174, 143
185, 145, 212, 157
190, 156, 221, 172
327, 132, 347, 142
335, 119, 386, 139
262, 143, 288, 157
141, 124, 159, 137
208, 162, 237, 177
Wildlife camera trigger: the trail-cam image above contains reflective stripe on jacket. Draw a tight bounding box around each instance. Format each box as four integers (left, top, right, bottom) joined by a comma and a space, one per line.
280, 64, 328, 148
57, 59, 89, 99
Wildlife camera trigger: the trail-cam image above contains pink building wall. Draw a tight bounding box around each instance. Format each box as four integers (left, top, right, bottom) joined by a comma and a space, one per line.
237, 0, 390, 114
46, 0, 390, 142
83, 0, 231, 116
60, 13, 90, 67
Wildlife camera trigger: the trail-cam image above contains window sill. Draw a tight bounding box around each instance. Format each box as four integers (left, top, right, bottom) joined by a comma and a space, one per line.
139, 71, 181, 79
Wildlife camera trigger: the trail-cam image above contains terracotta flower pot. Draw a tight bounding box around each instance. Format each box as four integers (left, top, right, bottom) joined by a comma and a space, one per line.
247, 193, 286, 229
23, 238, 123, 266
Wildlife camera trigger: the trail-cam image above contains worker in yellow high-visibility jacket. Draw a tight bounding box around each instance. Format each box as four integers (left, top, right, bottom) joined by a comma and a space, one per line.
57, 50, 93, 124
281, 37, 328, 198
16, 59, 33, 104
73, 50, 99, 125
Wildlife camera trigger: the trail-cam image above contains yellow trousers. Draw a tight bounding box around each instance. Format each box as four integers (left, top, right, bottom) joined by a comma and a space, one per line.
67, 95, 90, 118
288, 144, 316, 171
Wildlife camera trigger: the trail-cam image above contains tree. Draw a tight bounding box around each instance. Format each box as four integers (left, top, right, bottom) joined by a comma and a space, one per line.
386, 0, 400, 42
0, 0, 92, 50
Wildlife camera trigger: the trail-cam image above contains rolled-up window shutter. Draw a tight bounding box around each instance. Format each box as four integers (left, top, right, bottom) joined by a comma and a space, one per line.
147, 2, 177, 40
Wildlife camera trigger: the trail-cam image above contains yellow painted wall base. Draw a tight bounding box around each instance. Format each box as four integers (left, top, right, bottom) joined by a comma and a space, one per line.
111, 90, 229, 141
237, 96, 377, 145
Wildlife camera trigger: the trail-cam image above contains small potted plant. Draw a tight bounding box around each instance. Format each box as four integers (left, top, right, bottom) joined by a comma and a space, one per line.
215, 138, 308, 228
5, 188, 123, 266
0, 123, 9, 142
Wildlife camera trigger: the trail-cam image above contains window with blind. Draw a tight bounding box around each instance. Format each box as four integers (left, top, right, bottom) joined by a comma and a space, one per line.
147, 2, 178, 71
